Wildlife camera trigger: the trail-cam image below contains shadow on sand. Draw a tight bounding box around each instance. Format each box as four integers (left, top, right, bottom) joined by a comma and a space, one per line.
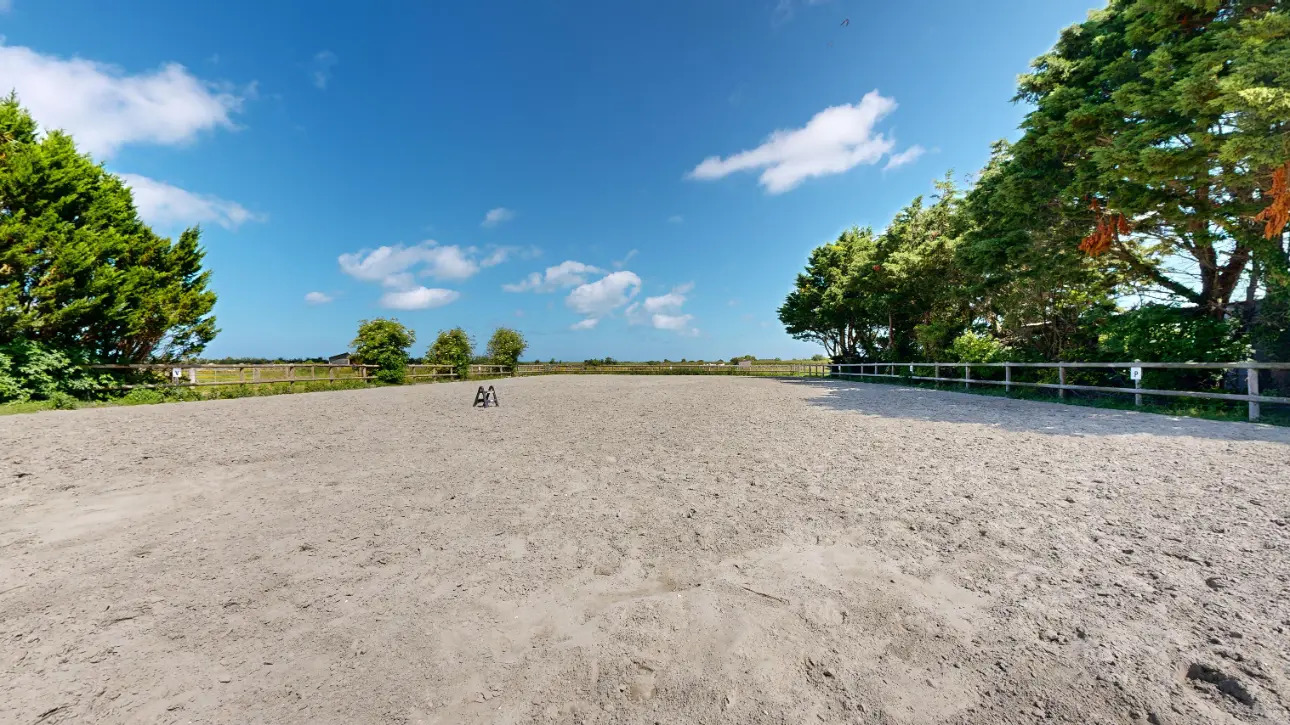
776, 377, 1290, 445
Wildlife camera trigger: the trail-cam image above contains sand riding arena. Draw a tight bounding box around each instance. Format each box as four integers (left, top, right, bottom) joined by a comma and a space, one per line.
2, 375, 1289, 724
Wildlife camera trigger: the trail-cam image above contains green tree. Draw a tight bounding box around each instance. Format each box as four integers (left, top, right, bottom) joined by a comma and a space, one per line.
1011, 1, 1290, 316
428, 328, 473, 378
779, 178, 971, 362
352, 318, 415, 383
959, 140, 1123, 360
0, 96, 217, 362
485, 327, 527, 368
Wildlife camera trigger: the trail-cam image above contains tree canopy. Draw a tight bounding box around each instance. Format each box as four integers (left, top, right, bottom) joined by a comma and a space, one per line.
352, 318, 414, 383
0, 96, 218, 363
428, 328, 473, 377
485, 327, 527, 368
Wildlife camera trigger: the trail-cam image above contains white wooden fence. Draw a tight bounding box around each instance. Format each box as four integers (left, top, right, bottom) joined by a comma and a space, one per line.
829, 361, 1290, 422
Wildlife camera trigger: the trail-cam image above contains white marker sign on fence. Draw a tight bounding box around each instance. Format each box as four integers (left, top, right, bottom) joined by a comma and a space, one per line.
1130, 366, 1143, 382
171, 367, 183, 380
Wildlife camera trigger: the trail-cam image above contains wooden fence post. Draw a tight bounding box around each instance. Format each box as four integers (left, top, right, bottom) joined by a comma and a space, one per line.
1058, 365, 1067, 400
964, 365, 970, 390
188, 367, 197, 385
1004, 363, 1012, 394
1134, 370, 1143, 407
1248, 366, 1261, 422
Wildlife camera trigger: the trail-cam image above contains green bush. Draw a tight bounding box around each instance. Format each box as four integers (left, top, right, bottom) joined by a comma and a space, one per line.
486, 327, 527, 368
948, 331, 1012, 363
48, 391, 78, 410
429, 328, 474, 378
0, 339, 109, 402
352, 318, 415, 384
119, 388, 167, 406
1093, 305, 1249, 391
1095, 305, 1248, 363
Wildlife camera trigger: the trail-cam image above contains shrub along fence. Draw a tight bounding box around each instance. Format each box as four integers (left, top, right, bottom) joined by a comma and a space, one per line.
829, 361, 1290, 422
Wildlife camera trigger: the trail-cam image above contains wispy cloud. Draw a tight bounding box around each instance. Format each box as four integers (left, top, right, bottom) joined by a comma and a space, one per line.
481, 207, 515, 228
884, 144, 926, 171
503, 260, 602, 293
772, 0, 831, 26
310, 51, 337, 90
570, 318, 599, 331
612, 249, 638, 270
0, 42, 248, 158
119, 173, 263, 230
304, 291, 333, 305
688, 90, 903, 194
480, 244, 540, 268
667, 215, 683, 224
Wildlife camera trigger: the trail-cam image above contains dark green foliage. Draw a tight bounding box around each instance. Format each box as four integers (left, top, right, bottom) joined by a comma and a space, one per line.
0, 338, 110, 402
0, 96, 218, 363
485, 327, 527, 368
1094, 305, 1248, 364
352, 318, 415, 384
428, 328, 473, 378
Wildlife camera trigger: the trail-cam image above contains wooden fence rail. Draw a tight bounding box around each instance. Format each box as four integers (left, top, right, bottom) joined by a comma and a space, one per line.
515, 363, 829, 376
829, 361, 1290, 422
88, 362, 521, 389
87, 363, 380, 389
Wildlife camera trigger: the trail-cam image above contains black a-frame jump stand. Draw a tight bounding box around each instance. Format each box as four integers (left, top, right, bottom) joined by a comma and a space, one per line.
473, 385, 499, 408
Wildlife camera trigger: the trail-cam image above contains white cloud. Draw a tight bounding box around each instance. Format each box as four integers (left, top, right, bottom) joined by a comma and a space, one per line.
627, 282, 699, 335
481, 207, 515, 228
304, 291, 333, 305
420, 245, 478, 280
0, 43, 246, 158
310, 51, 337, 89
643, 282, 693, 313
379, 287, 459, 310
652, 313, 698, 336
503, 260, 602, 293
688, 90, 901, 194
884, 144, 926, 171
339, 241, 485, 310
338, 241, 479, 287
570, 318, 599, 331
566, 271, 641, 318
119, 173, 262, 230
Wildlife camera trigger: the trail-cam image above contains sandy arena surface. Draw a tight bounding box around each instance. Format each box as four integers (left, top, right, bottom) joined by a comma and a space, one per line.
3, 375, 1290, 724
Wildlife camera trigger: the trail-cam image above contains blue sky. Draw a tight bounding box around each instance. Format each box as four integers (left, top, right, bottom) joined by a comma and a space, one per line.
1, 0, 1097, 361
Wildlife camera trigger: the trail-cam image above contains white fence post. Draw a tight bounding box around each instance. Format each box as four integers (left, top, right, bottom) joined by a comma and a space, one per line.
1058, 365, 1067, 400
964, 365, 970, 390
1004, 363, 1012, 394
1248, 365, 1261, 422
